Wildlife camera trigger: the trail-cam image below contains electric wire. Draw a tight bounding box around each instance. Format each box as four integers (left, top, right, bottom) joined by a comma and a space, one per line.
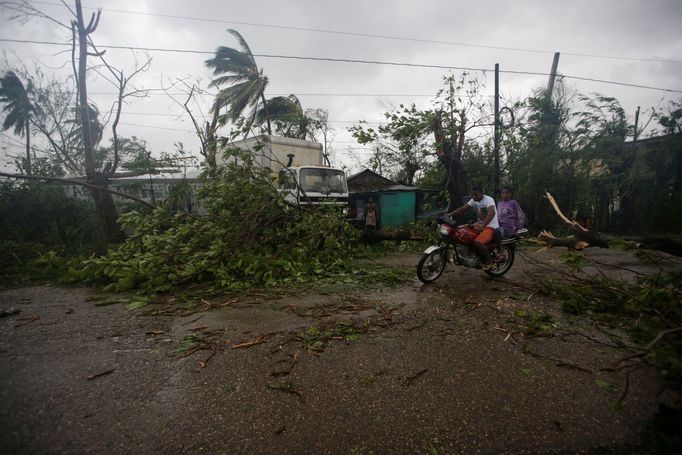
1, 38, 680, 94
25, 0, 682, 65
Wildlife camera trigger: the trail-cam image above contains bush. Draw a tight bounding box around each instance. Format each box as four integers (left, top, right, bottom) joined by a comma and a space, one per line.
0, 181, 109, 287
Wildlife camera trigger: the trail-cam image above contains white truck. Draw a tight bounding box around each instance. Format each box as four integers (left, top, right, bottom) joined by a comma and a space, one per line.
217, 135, 348, 208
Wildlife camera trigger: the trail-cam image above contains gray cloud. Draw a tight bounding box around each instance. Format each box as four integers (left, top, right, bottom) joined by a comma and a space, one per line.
1, 0, 681, 171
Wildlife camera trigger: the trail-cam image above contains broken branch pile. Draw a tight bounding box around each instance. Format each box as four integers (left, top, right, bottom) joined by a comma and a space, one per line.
75, 153, 361, 293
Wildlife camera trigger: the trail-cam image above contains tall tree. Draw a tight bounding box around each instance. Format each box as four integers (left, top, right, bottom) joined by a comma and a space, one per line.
350, 74, 489, 207
205, 29, 271, 134
72, 0, 123, 240
350, 103, 433, 186
0, 71, 36, 175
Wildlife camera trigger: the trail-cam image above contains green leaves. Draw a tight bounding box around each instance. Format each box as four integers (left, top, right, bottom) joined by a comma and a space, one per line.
77, 157, 362, 294
595, 379, 617, 392
514, 309, 557, 336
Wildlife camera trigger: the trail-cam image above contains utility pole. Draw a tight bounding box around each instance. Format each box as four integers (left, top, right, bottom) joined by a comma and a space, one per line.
546, 52, 560, 101
634, 106, 641, 141
494, 63, 500, 196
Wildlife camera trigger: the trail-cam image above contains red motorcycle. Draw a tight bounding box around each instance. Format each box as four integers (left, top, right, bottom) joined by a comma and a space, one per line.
417, 215, 527, 283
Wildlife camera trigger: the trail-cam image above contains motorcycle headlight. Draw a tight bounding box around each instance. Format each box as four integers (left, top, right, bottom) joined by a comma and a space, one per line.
439, 225, 451, 236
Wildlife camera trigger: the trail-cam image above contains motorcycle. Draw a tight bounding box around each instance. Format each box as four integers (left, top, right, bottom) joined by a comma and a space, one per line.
417, 215, 527, 283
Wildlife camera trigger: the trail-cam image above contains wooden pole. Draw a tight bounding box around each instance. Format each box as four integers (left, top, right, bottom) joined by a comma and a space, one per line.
494, 63, 500, 196
634, 106, 641, 141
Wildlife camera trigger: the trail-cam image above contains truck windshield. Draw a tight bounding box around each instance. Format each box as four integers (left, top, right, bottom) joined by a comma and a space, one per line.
300, 168, 347, 194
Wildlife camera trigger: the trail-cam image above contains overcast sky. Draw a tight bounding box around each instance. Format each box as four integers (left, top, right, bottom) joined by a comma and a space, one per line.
1, 0, 681, 173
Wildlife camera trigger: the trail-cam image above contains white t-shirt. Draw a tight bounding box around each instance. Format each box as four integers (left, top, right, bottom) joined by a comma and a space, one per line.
467, 195, 499, 229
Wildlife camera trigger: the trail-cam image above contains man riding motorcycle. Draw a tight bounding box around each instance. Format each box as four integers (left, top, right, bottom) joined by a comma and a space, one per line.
447, 185, 498, 270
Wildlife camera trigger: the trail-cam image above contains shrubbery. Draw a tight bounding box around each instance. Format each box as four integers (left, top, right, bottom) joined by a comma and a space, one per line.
0, 181, 109, 287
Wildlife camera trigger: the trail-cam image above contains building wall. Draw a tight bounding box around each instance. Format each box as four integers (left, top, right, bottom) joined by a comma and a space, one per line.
379, 191, 416, 228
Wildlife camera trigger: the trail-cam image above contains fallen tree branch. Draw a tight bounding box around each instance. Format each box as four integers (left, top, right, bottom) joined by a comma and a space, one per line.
537, 192, 609, 251
86, 369, 114, 380
614, 326, 682, 367
233, 335, 268, 349
545, 191, 588, 232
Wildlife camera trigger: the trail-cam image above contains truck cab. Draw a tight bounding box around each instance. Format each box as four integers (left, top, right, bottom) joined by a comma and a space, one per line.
217, 135, 348, 209
278, 165, 348, 208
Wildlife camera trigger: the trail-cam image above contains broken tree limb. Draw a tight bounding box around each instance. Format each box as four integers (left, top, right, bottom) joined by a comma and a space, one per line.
537, 192, 609, 251
232, 335, 268, 349
614, 326, 682, 368
545, 191, 588, 232
86, 369, 114, 380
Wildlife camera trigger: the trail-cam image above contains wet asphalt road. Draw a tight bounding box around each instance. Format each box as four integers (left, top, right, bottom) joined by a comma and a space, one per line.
0, 248, 675, 454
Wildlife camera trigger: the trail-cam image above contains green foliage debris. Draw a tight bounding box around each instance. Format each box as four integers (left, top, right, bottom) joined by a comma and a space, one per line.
72, 151, 368, 294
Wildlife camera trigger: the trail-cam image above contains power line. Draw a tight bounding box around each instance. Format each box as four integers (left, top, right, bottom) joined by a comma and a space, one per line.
89, 91, 490, 98
118, 111, 386, 125
26, 0, 682, 65
2, 37, 680, 94
0, 133, 26, 147
117, 121, 195, 132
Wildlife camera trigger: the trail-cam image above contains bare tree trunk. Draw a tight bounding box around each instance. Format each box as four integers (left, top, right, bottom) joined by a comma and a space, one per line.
74, 0, 122, 241
75, 0, 96, 178
206, 108, 219, 169
433, 112, 467, 210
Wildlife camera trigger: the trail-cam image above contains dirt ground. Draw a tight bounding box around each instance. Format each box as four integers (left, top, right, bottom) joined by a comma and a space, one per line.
0, 246, 678, 454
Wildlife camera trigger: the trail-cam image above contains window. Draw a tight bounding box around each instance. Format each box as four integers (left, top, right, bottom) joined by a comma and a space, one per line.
299, 168, 347, 194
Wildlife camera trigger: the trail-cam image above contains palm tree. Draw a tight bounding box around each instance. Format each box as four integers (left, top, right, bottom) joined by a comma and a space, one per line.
205, 29, 271, 134
255, 94, 310, 139
68, 104, 104, 150
0, 71, 35, 175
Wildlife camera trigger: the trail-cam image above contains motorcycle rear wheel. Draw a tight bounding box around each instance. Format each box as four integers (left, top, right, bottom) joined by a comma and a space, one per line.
485, 245, 515, 277
417, 248, 447, 283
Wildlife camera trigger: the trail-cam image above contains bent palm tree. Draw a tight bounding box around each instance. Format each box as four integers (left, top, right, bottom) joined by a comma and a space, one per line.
255, 94, 310, 139
205, 29, 271, 134
0, 71, 36, 175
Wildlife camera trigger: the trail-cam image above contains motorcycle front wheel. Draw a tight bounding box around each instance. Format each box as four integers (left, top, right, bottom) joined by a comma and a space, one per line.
485, 244, 515, 277
417, 248, 447, 283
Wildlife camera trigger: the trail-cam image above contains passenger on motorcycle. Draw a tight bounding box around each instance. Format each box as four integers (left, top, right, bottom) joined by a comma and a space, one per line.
447, 185, 499, 270
497, 185, 525, 240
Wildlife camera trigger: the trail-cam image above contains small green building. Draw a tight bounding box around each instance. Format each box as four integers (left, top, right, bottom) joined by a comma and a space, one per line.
347, 169, 435, 229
